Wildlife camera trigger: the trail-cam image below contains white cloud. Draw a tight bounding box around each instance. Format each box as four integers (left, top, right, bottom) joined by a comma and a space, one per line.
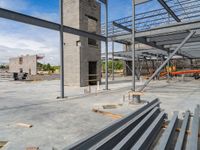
0, 19, 60, 65
0, 0, 28, 11
0, 0, 60, 65
0, 0, 126, 66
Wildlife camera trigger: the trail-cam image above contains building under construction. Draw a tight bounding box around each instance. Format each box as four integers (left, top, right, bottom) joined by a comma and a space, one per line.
0, 0, 200, 149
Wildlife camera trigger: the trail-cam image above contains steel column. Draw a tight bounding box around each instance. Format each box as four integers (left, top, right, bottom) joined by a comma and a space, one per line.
112, 23, 115, 81
132, 0, 140, 103
167, 51, 170, 80
59, 0, 64, 98
104, 0, 109, 90
112, 41, 114, 81
137, 57, 141, 80
138, 31, 195, 92
132, 0, 136, 92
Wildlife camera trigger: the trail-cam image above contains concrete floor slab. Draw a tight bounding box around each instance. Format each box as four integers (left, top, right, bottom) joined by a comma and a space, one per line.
0, 77, 199, 149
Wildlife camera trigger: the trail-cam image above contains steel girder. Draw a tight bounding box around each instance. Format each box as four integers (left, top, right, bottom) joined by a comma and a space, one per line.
111, 20, 200, 40
112, 21, 192, 58
156, 36, 200, 45
157, 0, 181, 22
164, 41, 200, 48
113, 107, 160, 150
0, 8, 106, 42
146, 32, 189, 42
131, 111, 166, 150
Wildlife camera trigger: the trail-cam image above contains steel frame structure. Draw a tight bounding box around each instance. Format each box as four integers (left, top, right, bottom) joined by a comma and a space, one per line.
103, 0, 200, 98
1, 0, 200, 97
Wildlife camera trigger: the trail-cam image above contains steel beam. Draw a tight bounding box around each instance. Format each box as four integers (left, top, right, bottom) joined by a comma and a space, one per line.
112, 22, 191, 58
169, 46, 200, 50
64, 99, 160, 150
157, 0, 181, 22
100, 0, 150, 5
113, 21, 132, 33
131, 111, 166, 150
112, 107, 160, 150
111, 20, 200, 40
173, 47, 200, 51
142, 52, 166, 58
0, 8, 106, 42
164, 42, 200, 48
147, 32, 188, 42
157, 112, 179, 150
156, 36, 200, 45
138, 31, 195, 92
174, 111, 190, 150
186, 105, 200, 150
137, 36, 191, 60
89, 106, 160, 150
112, 22, 166, 52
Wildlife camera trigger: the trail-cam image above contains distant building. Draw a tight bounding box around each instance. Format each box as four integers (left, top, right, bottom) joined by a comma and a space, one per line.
9, 55, 43, 75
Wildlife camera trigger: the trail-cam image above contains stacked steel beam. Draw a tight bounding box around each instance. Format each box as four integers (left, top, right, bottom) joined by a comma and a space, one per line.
64, 99, 200, 150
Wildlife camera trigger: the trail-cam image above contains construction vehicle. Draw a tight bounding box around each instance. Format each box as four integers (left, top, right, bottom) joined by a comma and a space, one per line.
160, 66, 200, 80
13, 72, 28, 80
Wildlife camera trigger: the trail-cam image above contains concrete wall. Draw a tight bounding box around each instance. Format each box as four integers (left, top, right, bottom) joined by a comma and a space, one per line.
9, 55, 37, 75
63, 0, 101, 87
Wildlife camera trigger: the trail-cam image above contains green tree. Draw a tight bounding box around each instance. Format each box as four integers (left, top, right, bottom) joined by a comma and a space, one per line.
101, 60, 123, 72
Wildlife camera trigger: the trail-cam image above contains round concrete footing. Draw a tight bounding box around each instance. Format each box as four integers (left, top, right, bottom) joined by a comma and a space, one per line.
130, 95, 141, 104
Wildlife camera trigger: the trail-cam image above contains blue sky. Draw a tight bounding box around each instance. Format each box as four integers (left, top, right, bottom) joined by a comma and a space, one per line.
0, 0, 161, 65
